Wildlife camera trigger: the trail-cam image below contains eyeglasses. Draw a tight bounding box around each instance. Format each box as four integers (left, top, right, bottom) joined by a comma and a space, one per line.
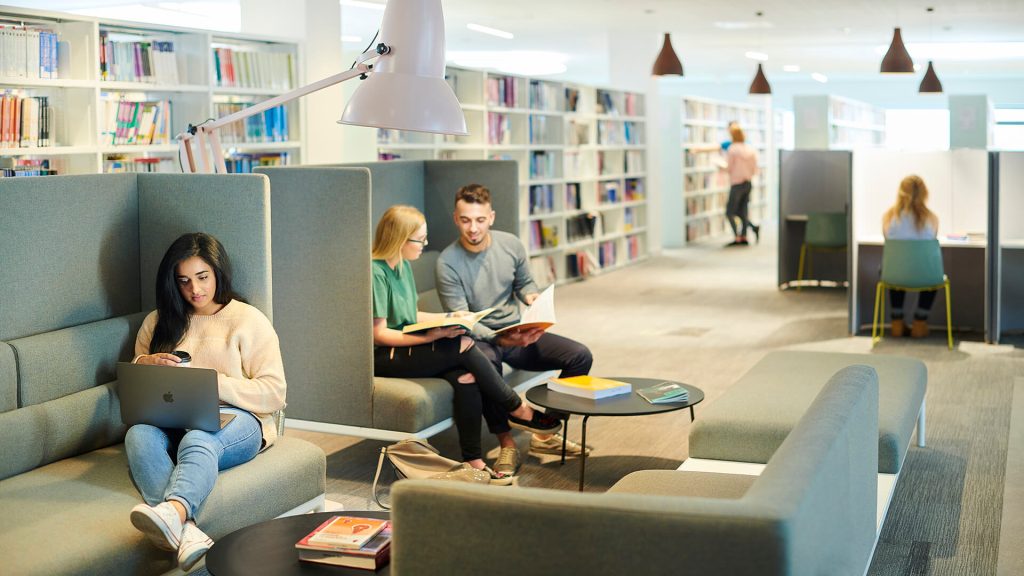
407, 237, 428, 246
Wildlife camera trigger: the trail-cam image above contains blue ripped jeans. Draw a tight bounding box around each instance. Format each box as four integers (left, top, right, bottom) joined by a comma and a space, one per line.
124, 407, 262, 520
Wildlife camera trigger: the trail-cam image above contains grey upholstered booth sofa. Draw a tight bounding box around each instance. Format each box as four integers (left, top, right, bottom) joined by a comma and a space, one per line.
256, 161, 557, 441
0, 174, 326, 575
389, 365, 881, 576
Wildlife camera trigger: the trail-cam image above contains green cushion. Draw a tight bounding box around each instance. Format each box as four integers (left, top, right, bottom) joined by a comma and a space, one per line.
0, 437, 325, 576
372, 376, 453, 433
609, 470, 756, 499
689, 350, 926, 473
0, 343, 16, 412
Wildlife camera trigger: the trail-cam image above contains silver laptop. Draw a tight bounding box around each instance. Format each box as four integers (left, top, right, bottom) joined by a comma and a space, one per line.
117, 362, 235, 432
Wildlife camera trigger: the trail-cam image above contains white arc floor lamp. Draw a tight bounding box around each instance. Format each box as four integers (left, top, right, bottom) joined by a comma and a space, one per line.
178, 0, 467, 174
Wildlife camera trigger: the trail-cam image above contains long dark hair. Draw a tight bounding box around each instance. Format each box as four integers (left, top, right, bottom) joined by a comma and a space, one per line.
150, 232, 243, 353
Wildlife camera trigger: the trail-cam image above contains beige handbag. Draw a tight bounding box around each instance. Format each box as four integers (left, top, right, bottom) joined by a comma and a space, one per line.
371, 438, 490, 509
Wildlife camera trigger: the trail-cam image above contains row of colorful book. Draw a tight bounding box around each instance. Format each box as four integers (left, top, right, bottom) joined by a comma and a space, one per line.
213, 47, 295, 91
224, 151, 290, 174
0, 93, 52, 147
596, 120, 641, 146
100, 98, 171, 146
566, 213, 600, 244
528, 184, 556, 215
295, 515, 391, 570
565, 249, 599, 279
528, 79, 560, 111
529, 150, 558, 179
0, 157, 56, 177
0, 26, 59, 80
528, 220, 559, 251
213, 102, 290, 143
99, 33, 179, 84
104, 155, 176, 173
486, 112, 511, 145
527, 114, 559, 145
486, 75, 519, 108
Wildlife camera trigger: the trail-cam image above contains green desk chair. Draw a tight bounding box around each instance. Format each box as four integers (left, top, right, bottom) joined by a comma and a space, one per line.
871, 238, 953, 350
797, 212, 847, 290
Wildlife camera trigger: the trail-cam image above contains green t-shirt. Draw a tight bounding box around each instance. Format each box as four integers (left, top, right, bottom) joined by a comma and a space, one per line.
371, 259, 418, 330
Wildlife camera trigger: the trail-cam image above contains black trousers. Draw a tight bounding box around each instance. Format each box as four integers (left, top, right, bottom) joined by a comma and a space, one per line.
889, 289, 938, 320
475, 332, 593, 434
373, 338, 522, 461
726, 181, 753, 238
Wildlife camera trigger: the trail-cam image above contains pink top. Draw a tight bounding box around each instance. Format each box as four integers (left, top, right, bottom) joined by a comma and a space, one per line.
727, 142, 758, 185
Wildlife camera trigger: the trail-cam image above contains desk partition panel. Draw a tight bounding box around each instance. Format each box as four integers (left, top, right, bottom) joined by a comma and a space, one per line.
994, 152, 1024, 341
850, 150, 989, 337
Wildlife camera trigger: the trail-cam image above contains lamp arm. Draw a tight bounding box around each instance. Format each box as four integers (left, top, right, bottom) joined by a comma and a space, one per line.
178, 64, 372, 173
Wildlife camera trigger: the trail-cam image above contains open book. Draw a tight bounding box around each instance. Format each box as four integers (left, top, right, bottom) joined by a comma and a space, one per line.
494, 285, 556, 335
402, 308, 495, 334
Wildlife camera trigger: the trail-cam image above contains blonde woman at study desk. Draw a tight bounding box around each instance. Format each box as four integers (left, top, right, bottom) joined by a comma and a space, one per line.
882, 174, 940, 338
371, 205, 560, 481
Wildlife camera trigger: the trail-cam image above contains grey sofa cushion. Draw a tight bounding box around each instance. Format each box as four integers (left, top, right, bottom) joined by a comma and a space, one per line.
689, 350, 926, 473
0, 343, 16, 412
9, 313, 146, 407
0, 437, 325, 576
0, 383, 125, 481
609, 470, 756, 499
373, 376, 453, 433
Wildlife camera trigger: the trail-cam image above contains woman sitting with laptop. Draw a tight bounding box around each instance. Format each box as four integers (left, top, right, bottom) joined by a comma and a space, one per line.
371, 205, 559, 482
126, 232, 286, 570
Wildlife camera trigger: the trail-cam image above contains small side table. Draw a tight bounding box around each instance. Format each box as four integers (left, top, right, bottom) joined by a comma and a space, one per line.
205, 511, 390, 576
525, 377, 704, 492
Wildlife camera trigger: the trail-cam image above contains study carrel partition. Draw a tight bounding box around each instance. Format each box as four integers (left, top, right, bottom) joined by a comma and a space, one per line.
850, 149, 990, 338
993, 152, 1024, 342
257, 160, 523, 440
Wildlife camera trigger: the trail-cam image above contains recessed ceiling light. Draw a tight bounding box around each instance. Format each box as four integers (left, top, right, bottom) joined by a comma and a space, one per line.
339, 0, 385, 10
811, 72, 828, 83
467, 23, 514, 39
783, 64, 801, 72
745, 51, 768, 62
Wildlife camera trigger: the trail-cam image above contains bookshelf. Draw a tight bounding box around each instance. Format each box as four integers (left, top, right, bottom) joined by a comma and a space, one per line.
794, 94, 885, 150
0, 6, 301, 177
377, 67, 648, 286
678, 96, 770, 244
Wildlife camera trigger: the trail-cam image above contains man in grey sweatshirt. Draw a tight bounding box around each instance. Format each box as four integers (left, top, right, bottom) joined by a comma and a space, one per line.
436, 183, 593, 478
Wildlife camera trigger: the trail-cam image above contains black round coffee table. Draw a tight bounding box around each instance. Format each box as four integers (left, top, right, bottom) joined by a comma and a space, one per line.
205, 511, 390, 575
525, 377, 704, 491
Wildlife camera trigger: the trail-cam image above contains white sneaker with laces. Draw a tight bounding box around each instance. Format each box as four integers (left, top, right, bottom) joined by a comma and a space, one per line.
130, 501, 183, 551
530, 433, 592, 456
177, 521, 214, 571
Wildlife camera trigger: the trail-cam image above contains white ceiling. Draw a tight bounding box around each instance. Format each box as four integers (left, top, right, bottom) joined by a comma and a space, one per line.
19, 0, 1024, 87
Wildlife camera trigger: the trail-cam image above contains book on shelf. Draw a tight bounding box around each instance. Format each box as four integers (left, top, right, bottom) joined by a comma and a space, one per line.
494, 285, 555, 335
547, 375, 632, 400
296, 515, 388, 552
298, 524, 392, 570
402, 308, 496, 334
636, 381, 689, 404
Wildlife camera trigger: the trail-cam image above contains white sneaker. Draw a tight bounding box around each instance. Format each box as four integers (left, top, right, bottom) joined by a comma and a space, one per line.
177, 521, 214, 572
130, 502, 183, 551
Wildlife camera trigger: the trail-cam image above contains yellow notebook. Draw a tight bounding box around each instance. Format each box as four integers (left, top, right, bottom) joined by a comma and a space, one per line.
547, 375, 632, 399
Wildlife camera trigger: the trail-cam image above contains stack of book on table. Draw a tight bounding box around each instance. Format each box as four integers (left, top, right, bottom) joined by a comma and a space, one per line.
295, 515, 392, 570
547, 375, 632, 400
636, 381, 689, 404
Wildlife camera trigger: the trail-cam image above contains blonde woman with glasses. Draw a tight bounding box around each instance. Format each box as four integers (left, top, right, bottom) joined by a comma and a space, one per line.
371, 206, 559, 481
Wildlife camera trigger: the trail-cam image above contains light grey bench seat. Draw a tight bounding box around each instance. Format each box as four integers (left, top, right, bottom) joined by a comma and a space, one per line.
689, 350, 927, 474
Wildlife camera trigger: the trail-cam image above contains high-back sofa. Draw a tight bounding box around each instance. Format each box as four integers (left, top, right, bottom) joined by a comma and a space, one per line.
0, 173, 326, 575
257, 160, 558, 441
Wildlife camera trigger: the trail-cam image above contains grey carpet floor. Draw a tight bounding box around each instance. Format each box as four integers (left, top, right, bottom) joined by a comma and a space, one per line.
285, 232, 1023, 576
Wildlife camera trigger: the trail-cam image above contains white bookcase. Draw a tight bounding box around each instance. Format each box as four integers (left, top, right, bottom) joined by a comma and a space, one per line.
377, 66, 649, 286
0, 6, 302, 176
678, 96, 770, 244
794, 94, 885, 150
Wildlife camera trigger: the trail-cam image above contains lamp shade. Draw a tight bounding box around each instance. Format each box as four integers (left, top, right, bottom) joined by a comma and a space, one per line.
918, 60, 943, 93
652, 33, 683, 76
340, 0, 467, 135
880, 27, 914, 73
749, 63, 771, 94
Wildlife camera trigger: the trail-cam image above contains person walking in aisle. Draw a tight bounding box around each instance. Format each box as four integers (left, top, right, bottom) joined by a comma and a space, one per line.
126, 232, 286, 571
436, 184, 594, 479
724, 122, 760, 246
371, 205, 560, 481
882, 174, 941, 338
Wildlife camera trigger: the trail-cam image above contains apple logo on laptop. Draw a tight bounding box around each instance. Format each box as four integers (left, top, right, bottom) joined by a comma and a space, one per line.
163, 392, 174, 403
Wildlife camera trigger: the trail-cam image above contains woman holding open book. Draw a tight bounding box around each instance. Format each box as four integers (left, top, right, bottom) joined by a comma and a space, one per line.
371, 205, 559, 480
126, 232, 287, 571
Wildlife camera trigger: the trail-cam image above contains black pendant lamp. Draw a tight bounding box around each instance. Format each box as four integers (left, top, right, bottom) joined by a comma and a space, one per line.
749, 63, 771, 94
652, 33, 683, 76
880, 27, 914, 73
919, 61, 943, 93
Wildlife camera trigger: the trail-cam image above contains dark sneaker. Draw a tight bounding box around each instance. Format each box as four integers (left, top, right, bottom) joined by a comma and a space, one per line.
508, 411, 561, 434
751, 225, 761, 243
